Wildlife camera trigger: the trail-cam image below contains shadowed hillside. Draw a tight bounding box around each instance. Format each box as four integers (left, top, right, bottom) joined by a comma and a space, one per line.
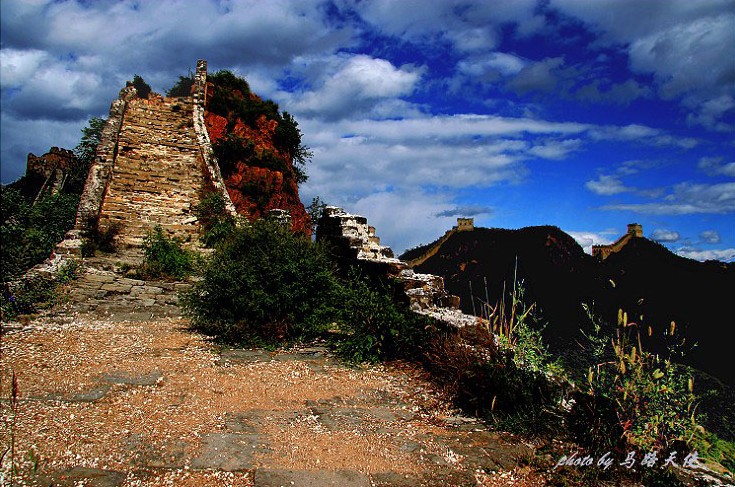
403, 225, 735, 387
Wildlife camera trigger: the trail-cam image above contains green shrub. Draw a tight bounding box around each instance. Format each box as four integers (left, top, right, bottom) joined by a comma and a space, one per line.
181, 219, 342, 344
195, 192, 236, 247
334, 270, 433, 363
1, 188, 79, 282
212, 134, 255, 175
140, 226, 198, 280
695, 431, 735, 472
1, 260, 81, 320
167, 73, 195, 97
130, 74, 152, 99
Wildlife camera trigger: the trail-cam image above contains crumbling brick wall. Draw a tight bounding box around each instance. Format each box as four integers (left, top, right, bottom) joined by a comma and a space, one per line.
317, 206, 478, 327
58, 60, 235, 254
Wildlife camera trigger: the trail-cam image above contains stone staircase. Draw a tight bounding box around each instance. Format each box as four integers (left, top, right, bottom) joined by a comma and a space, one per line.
59, 254, 189, 321
97, 96, 205, 248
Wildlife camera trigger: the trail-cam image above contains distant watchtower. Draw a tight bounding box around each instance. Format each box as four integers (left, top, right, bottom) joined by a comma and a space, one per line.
456, 218, 474, 231
627, 223, 643, 238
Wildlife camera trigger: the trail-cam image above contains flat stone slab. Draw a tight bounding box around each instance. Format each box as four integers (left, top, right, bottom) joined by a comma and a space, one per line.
191, 433, 268, 471
39, 466, 126, 487
126, 436, 189, 468
218, 348, 274, 364
103, 370, 163, 386
254, 469, 371, 487
83, 274, 116, 283
46, 384, 111, 403
225, 410, 302, 434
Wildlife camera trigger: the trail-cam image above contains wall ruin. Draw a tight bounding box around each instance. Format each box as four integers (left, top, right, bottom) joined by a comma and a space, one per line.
56, 60, 234, 255
317, 207, 479, 327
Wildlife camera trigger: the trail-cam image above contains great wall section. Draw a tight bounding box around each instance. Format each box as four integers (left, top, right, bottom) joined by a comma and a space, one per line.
591, 223, 643, 260
5, 61, 733, 487
403, 218, 474, 268
57, 60, 235, 257
21, 59, 478, 327
317, 207, 479, 328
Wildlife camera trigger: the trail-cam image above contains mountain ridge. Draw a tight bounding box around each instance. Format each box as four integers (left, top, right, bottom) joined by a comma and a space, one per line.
402, 224, 735, 386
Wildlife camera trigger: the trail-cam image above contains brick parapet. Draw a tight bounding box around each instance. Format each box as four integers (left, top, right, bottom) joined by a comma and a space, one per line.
192, 59, 237, 218
74, 86, 136, 233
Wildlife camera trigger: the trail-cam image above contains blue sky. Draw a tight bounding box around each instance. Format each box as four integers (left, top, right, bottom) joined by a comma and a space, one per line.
1, 0, 734, 260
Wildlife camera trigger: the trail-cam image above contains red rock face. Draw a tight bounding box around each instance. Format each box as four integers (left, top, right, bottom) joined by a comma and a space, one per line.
204, 92, 310, 236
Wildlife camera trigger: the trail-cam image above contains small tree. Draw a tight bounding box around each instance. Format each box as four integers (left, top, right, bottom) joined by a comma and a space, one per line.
182, 219, 342, 343
130, 74, 152, 99
274, 111, 311, 184
68, 117, 105, 193
306, 196, 327, 236
166, 72, 195, 97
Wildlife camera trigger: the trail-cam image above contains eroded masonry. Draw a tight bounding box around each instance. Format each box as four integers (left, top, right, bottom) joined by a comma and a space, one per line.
57, 60, 234, 255
317, 207, 479, 327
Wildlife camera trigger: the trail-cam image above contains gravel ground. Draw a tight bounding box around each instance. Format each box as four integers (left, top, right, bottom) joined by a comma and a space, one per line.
0, 314, 549, 487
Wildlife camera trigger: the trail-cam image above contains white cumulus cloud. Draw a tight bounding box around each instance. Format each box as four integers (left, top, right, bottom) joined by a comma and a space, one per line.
650, 229, 681, 242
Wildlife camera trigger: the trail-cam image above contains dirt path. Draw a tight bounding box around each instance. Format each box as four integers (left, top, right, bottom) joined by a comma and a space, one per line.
0, 310, 550, 487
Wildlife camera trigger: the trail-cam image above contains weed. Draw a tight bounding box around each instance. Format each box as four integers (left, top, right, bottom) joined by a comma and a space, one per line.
139, 226, 199, 280
1, 260, 81, 320
569, 308, 702, 457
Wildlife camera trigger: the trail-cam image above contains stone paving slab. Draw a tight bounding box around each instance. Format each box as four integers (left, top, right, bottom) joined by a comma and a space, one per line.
103, 369, 163, 386
254, 469, 371, 487
370, 472, 422, 486
191, 433, 270, 471
46, 384, 112, 402
39, 467, 127, 487
225, 410, 302, 434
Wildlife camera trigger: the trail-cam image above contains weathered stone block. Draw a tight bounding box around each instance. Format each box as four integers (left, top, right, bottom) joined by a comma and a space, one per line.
84, 274, 116, 284
100, 283, 133, 293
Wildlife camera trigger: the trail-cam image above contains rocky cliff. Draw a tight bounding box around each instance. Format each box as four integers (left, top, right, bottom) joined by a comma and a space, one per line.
204, 72, 310, 235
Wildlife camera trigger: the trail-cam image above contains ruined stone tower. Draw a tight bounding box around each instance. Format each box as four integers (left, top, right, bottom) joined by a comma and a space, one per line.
456, 218, 474, 231
58, 60, 235, 254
